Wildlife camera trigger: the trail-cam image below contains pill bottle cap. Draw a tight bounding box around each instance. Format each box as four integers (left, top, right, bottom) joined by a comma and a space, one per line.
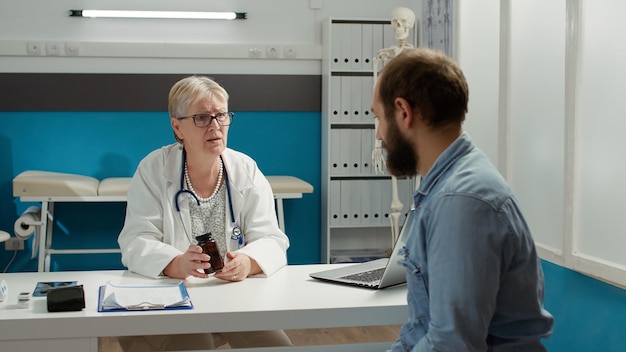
195, 233, 213, 244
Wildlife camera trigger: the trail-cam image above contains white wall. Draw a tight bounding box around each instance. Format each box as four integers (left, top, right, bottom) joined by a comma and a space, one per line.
508, 0, 567, 261
504, 0, 626, 287
0, 0, 503, 161
0, 0, 419, 74
575, 0, 626, 280
456, 0, 501, 166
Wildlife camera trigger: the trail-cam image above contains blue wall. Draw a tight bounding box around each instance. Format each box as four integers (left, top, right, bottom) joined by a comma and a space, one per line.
0, 111, 321, 270
1, 112, 626, 351
541, 261, 626, 351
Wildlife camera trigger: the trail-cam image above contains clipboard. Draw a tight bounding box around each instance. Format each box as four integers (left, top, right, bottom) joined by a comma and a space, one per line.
98, 281, 193, 312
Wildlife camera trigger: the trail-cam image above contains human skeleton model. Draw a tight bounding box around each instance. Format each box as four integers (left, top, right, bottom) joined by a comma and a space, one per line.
372, 7, 417, 245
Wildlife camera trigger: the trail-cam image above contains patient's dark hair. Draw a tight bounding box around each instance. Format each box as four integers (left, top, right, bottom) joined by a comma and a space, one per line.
378, 48, 468, 128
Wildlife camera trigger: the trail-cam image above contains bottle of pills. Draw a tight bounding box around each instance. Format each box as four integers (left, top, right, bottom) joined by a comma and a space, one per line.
195, 233, 224, 274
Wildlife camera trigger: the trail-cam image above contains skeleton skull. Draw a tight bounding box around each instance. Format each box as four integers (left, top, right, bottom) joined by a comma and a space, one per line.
391, 7, 416, 42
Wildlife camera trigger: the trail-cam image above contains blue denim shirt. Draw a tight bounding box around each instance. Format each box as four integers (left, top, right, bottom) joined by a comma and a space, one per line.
388, 133, 553, 352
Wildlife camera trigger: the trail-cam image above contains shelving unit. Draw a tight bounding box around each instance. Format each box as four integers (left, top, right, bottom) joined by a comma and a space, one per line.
321, 18, 416, 263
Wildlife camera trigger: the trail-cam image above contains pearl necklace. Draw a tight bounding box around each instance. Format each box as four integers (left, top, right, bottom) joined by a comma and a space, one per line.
184, 158, 223, 202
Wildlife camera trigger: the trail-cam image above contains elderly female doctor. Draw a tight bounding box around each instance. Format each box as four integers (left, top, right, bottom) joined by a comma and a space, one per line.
117, 76, 292, 350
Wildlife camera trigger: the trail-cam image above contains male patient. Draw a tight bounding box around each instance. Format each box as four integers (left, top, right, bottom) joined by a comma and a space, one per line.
372, 48, 554, 351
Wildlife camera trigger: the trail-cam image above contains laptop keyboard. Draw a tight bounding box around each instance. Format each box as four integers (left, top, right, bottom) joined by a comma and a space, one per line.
340, 267, 385, 283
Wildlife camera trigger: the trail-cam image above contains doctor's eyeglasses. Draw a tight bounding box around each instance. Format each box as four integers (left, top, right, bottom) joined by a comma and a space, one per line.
178, 112, 234, 127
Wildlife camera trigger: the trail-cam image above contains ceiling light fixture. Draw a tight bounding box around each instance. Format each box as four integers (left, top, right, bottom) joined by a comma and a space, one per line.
69, 10, 247, 20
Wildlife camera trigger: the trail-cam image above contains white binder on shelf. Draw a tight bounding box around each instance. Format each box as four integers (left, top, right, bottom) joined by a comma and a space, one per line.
350, 23, 363, 70
383, 24, 396, 51
361, 23, 374, 71
338, 23, 352, 70
371, 179, 383, 226
360, 128, 373, 176
372, 24, 384, 69
330, 76, 341, 123
340, 76, 352, 123
349, 179, 361, 226
361, 76, 374, 123
351, 77, 362, 123
340, 180, 351, 226
339, 129, 351, 176
381, 178, 392, 227
330, 179, 341, 227
330, 129, 341, 176
349, 129, 362, 175
359, 179, 372, 226
330, 23, 343, 71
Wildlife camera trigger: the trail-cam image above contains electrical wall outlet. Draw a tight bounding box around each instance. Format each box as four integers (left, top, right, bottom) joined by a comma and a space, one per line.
26, 41, 42, 56
248, 47, 263, 58
46, 41, 62, 56
5, 238, 24, 251
266, 46, 280, 59
65, 42, 80, 56
284, 46, 297, 59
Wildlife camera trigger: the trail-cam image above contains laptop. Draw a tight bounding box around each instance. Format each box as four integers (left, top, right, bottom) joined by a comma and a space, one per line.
310, 208, 415, 289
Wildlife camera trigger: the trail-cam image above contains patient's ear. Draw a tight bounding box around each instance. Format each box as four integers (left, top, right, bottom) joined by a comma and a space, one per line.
394, 97, 414, 128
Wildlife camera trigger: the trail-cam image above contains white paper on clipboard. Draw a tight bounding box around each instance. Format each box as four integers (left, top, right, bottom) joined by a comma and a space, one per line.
98, 281, 192, 311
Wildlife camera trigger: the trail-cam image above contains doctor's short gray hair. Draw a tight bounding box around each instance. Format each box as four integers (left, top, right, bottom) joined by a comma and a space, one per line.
168, 75, 230, 143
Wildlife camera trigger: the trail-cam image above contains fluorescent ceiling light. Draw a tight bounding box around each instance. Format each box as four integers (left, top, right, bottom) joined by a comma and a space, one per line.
69, 10, 247, 20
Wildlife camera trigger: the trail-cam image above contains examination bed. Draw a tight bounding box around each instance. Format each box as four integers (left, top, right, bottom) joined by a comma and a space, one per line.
12, 170, 313, 272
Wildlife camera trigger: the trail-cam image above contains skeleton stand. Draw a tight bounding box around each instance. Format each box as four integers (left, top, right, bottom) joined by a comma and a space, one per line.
372, 44, 414, 246
372, 7, 419, 246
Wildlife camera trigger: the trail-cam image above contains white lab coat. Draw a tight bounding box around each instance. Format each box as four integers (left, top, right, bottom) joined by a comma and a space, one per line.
118, 144, 289, 278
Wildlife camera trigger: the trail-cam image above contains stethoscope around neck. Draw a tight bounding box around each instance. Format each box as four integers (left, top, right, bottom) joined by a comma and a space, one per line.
174, 149, 243, 246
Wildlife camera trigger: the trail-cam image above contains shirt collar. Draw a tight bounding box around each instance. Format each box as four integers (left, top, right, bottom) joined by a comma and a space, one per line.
416, 132, 474, 199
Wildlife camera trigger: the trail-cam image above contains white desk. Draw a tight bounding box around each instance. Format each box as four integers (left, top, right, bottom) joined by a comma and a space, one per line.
0, 264, 407, 352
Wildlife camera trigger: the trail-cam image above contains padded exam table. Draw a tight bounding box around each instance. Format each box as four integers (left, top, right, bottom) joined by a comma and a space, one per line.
13, 170, 313, 272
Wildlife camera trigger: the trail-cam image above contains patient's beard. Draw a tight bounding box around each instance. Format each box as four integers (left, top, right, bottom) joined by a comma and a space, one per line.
383, 118, 417, 178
